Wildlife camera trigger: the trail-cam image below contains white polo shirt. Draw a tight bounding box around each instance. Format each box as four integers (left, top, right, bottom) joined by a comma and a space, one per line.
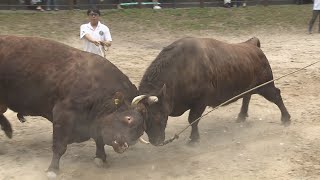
80, 21, 112, 56
314, 0, 320, 10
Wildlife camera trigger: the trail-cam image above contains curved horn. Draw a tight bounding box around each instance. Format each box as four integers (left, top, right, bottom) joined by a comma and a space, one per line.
131, 95, 146, 105
147, 96, 158, 104
139, 137, 150, 144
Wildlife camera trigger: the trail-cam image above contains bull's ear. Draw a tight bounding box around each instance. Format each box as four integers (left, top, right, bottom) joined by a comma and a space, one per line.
113, 92, 124, 106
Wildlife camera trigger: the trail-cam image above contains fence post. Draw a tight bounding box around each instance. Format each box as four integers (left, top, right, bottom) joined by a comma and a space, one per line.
173, 0, 177, 9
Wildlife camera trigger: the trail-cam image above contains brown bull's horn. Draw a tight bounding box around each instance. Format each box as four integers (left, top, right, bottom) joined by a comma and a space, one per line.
131, 95, 147, 105
139, 137, 150, 144
147, 96, 158, 104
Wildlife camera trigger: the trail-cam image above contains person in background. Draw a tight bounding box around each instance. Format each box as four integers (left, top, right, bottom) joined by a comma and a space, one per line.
308, 0, 320, 34
153, 0, 161, 9
89, 0, 97, 8
46, 0, 59, 11
8, 0, 19, 10
69, 0, 79, 10
31, 0, 44, 11
80, 8, 112, 57
223, 0, 231, 8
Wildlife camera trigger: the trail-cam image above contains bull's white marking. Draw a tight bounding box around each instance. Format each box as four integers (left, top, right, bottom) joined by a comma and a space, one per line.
47, 171, 57, 179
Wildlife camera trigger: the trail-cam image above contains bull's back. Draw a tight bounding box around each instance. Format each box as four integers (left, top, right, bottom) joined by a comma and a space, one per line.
141, 37, 273, 106
0, 35, 130, 117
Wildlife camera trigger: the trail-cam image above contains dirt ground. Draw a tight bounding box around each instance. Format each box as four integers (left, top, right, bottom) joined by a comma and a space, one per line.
1, 26, 320, 180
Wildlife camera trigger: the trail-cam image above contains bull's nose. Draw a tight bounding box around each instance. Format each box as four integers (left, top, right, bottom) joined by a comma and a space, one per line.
149, 138, 163, 146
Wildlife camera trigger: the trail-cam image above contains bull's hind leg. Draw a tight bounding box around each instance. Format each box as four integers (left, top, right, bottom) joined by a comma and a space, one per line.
257, 85, 291, 126
236, 95, 252, 123
0, 104, 12, 138
188, 104, 206, 143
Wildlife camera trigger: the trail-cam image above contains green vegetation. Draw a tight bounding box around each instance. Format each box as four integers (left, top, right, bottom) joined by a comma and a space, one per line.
0, 5, 312, 39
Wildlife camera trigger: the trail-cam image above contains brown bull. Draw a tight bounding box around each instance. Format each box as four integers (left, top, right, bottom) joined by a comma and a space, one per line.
135, 37, 291, 146
0, 35, 154, 178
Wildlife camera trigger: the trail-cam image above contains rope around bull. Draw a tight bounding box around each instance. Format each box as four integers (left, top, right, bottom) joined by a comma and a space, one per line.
158, 61, 320, 146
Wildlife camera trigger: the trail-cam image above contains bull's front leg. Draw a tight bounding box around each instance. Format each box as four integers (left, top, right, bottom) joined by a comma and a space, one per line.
47, 104, 75, 179
94, 137, 107, 167
188, 104, 206, 144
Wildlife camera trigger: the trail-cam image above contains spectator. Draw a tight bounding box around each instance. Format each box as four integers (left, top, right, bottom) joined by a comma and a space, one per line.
7, 0, 19, 10
224, 0, 231, 8
31, 0, 44, 11
46, 0, 59, 11
80, 8, 112, 57
296, 0, 304, 5
89, 0, 97, 8
69, 0, 79, 10
308, 0, 320, 34
117, 0, 123, 9
153, 0, 161, 9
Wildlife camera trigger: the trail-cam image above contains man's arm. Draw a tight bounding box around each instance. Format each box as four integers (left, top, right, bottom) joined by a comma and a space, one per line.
83, 34, 101, 46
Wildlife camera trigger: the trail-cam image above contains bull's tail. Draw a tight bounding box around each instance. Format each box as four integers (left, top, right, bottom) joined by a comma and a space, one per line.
0, 114, 12, 138
245, 37, 261, 48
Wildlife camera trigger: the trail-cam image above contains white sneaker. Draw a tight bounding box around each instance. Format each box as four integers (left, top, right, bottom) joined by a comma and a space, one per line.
153, 5, 162, 9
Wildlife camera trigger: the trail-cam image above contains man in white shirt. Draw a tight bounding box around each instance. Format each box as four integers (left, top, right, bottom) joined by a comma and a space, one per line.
80, 8, 112, 57
308, 0, 320, 34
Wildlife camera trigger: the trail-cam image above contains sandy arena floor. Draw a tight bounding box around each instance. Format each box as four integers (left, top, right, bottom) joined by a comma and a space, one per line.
1, 28, 320, 180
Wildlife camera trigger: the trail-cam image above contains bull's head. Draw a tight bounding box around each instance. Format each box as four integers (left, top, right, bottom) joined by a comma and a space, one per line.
132, 84, 170, 146
97, 92, 149, 153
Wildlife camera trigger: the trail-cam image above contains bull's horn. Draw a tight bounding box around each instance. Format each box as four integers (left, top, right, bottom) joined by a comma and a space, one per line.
147, 96, 158, 104
132, 95, 147, 105
139, 137, 150, 144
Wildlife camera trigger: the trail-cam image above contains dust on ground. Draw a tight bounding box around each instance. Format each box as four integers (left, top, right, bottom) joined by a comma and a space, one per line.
1, 23, 320, 180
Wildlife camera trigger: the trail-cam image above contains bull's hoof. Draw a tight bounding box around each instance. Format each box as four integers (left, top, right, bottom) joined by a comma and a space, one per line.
282, 120, 291, 127
18, 117, 26, 123
47, 171, 57, 179
187, 138, 199, 146
236, 117, 246, 123
236, 113, 248, 123
17, 114, 26, 123
94, 158, 104, 168
281, 114, 291, 127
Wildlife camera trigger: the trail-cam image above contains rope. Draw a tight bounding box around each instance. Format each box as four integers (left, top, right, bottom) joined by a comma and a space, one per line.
158, 61, 320, 146
99, 44, 109, 58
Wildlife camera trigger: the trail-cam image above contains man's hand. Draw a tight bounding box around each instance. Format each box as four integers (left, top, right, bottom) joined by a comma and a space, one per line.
100, 41, 112, 47
92, 40, 101, 46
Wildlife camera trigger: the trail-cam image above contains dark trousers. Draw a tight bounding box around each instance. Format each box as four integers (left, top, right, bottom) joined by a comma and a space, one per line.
7, 0, 19, 9
69, 0, 78, 8
308, 10, 320, 32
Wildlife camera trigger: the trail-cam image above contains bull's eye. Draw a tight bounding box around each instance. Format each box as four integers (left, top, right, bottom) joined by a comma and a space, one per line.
124, 116, 132, 125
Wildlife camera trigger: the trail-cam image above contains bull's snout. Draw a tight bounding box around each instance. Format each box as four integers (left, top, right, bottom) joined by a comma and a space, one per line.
149, 136, 165, 146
